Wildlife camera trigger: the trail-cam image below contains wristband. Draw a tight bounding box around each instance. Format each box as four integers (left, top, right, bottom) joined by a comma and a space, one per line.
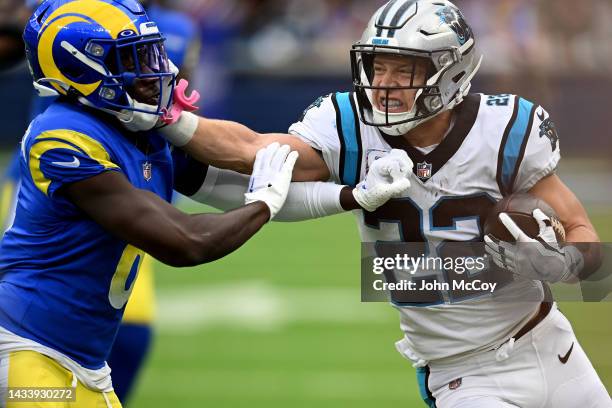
158, 111, 199, 147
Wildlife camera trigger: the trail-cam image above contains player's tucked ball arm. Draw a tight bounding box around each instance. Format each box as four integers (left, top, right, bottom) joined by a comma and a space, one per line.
484, 209, 588, 283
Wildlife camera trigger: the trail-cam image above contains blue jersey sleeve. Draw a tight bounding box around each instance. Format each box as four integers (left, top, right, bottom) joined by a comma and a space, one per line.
27, 129, 121, 198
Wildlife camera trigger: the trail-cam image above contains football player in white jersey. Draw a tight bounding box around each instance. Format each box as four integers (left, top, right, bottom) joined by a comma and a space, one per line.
122, 0, 610, 406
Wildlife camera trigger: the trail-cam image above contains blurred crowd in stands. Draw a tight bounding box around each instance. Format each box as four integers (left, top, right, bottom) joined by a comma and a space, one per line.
1, 0, 611, 152
2, 0, 612, 77
170, 0, 612, 77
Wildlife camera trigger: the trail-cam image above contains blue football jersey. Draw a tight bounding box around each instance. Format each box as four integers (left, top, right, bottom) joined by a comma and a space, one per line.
0, 100, 175, 369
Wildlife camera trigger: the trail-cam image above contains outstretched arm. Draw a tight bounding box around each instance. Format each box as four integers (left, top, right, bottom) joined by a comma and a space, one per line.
65, 171, 270, 267
118, 76, 328, 180
65, 143, 299, 267
186, 149, 415, 221
189, 166, 358, 221
158, 113, 330, 182
186, 117, 329, 181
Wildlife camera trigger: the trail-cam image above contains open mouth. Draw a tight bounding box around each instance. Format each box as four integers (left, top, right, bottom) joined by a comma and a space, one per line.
378, 96, 406, 113
130, 79, 161, 106
143, 92, 160, 106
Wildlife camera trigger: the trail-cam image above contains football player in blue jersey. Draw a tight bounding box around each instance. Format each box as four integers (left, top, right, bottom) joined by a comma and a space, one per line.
0, 1, 301, 406
0, 0, 201, 404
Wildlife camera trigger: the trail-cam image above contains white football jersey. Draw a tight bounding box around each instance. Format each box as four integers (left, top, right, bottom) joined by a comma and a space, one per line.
289, 92, 561, 362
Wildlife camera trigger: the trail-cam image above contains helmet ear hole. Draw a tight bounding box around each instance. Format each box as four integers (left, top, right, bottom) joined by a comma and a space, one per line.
452, 71, 466, 83
420, 95, 443, 113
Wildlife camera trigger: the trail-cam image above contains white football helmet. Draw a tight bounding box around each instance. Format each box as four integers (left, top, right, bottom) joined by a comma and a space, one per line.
351, 0, 482, 136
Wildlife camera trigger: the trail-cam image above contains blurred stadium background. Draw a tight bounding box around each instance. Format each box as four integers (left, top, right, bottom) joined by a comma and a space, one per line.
0, 0, 611, 406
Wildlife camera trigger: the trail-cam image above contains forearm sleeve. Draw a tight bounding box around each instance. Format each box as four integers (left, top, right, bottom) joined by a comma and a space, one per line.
275, 180, 346, 222
189, 167, 346, 222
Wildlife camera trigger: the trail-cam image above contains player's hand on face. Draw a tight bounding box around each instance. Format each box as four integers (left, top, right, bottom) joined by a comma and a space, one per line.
484, 209, 583, 283
244, 142, 299, 221
353, 149, 413, 212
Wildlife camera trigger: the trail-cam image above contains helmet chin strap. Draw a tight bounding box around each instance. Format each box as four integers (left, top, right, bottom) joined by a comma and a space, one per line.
77, 94, 161, 131
371, 86, 428, 137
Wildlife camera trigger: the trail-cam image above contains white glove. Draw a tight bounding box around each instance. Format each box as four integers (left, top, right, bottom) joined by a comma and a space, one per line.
245, 142, 299, 221
484, 209, 583, 283
353, 149, 413, 212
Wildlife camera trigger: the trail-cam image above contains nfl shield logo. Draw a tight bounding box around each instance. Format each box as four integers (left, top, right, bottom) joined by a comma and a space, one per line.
143, 162, 153, 182
416, 162, 433, 181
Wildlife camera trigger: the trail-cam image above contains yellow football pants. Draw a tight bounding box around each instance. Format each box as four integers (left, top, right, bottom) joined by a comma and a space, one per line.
0, 351, 122, 408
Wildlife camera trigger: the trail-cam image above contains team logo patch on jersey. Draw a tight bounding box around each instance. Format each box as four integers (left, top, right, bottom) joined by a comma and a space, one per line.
143, 161, 153, 182
299, 94, 329, 122
417, 162, 433, 181
537, 109, 559, 151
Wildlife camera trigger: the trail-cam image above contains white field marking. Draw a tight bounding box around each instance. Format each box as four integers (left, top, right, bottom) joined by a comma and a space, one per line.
155, 281, 394, 333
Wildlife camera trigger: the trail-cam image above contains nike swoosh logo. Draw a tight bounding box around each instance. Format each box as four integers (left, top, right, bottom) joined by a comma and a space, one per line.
537, 108, 546, 121
558, 342, 574, 364
52, 156, 80, 168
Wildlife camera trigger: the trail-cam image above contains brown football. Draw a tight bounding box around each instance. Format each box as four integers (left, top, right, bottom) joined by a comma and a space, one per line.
484, 194, 566, 242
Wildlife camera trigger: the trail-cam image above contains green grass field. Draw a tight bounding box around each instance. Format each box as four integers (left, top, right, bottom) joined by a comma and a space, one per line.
127, 201, 612, 408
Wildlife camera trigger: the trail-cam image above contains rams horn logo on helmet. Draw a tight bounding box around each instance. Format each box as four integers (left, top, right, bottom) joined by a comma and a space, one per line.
25, 0, 175, 116
37, 0, 138, 96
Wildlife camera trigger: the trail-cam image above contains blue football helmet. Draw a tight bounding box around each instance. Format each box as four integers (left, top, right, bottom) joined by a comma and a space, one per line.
23, 0, 175, 116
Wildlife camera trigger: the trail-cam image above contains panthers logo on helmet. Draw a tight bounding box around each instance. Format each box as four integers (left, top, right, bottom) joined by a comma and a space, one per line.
436, 6, 473, 46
